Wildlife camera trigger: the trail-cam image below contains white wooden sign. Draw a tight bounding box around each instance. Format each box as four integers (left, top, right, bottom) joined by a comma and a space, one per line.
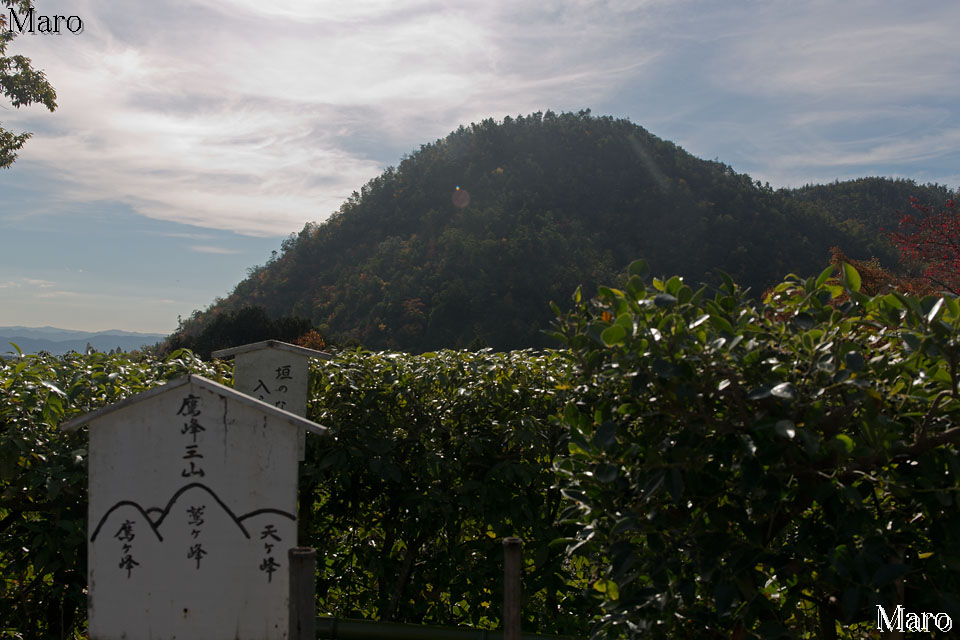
61, 374, 326, 640
213, 341, 329, 461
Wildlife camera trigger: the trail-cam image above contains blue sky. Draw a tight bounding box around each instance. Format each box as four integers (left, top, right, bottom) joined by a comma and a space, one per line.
2, 0, 959, 333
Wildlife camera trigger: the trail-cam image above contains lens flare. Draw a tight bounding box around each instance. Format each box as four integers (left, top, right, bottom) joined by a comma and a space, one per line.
452, 186, 470, 208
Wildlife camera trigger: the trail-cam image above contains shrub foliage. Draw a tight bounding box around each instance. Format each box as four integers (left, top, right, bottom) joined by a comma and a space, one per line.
0, 346, 591, 637
552, 260, 960, 638
302, 349, 591, 632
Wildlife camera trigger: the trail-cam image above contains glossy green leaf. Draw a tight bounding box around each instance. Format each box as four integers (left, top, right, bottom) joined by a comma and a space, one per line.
775, 420, 796, 439
815, 264, 835, 289
841, 262, 861, 292
593, 579, 620, 600
844, 351, 865, 372
628, 259, 649, 278
709, 314, 735, 334
665, 276, 683, 296
834, 434, 855, 454
601, 324, 627, 346
40, 380, 66, 398
653, 293, 677, 308
771, 382, 797, 401
926, 297, 945, 323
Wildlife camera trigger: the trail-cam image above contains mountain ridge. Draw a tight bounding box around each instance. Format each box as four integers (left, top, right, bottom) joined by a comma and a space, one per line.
0, 326, 166, 356
167, 111, 957, 353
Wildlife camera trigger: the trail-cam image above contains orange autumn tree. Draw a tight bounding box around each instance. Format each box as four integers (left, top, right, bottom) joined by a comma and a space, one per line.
295, 328, 327, 351
763, 248, 934, 306
827, 247, 935, 298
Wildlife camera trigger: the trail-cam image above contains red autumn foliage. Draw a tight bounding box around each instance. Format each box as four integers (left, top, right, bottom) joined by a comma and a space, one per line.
884, 197, 960, 294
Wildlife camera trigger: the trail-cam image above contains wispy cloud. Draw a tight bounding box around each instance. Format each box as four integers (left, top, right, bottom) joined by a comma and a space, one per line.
700, 1, 960, 99
24, 278, 56, 288
626, 0, 960, 187
0, 278, 76, 299
6, 0, 667, 235
777, 129, 960, 170
4, 0, 959, 239
189, 245, 243, 255
0, 278, 57, 289
144, 231, 216, 240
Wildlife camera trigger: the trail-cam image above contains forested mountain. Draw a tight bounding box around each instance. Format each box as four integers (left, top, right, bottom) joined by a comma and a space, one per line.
170, 111, 955, 352
790, 177, 957, 261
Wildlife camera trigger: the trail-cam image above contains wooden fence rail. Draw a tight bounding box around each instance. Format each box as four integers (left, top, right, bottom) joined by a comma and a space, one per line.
291, 538, 574, 640
314, 617, 571, 640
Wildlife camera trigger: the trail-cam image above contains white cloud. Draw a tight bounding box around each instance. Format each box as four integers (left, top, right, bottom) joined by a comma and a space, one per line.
4, 0, 959, 244
778, 129, 960, 170
0, 278, 57, 289
786, 106, 951, 131
24, 278, 56, 288
189, 245, 243, 254
190, 0, 432, 23
145, 231, 216, 240
5, 0, 668, 235
0, 278, 76, 299
704, 2, 960, 100
626, 1, 960, 189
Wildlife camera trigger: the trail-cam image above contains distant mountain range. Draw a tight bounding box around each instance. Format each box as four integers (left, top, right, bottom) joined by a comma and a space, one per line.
0, 326, 166, 356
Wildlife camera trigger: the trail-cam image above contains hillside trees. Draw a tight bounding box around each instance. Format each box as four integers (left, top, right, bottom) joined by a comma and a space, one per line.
885, 197, 960, 294
552, 261, 960, 638
162, 305, 318, 359
0, 0, 57, 168
791, 178, 953, 264
177, 111, 916, 353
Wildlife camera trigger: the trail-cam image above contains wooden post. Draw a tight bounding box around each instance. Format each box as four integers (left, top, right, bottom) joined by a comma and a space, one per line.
289, 547, 317, 640
503, 537, 522, 640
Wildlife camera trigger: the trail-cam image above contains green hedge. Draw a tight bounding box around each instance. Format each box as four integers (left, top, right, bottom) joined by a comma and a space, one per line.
551, 261, 960, 639
0, 347, 591, 638
302, 348, 592, 634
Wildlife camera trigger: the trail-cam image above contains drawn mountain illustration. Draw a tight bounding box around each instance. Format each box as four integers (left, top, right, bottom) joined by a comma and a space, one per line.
90, 482, 295, 544
89, 482, 295, 594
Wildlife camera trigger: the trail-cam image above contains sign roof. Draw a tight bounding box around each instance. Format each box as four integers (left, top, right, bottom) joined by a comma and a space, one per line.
60, 373, 328, 434
211, 340, 331, 360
